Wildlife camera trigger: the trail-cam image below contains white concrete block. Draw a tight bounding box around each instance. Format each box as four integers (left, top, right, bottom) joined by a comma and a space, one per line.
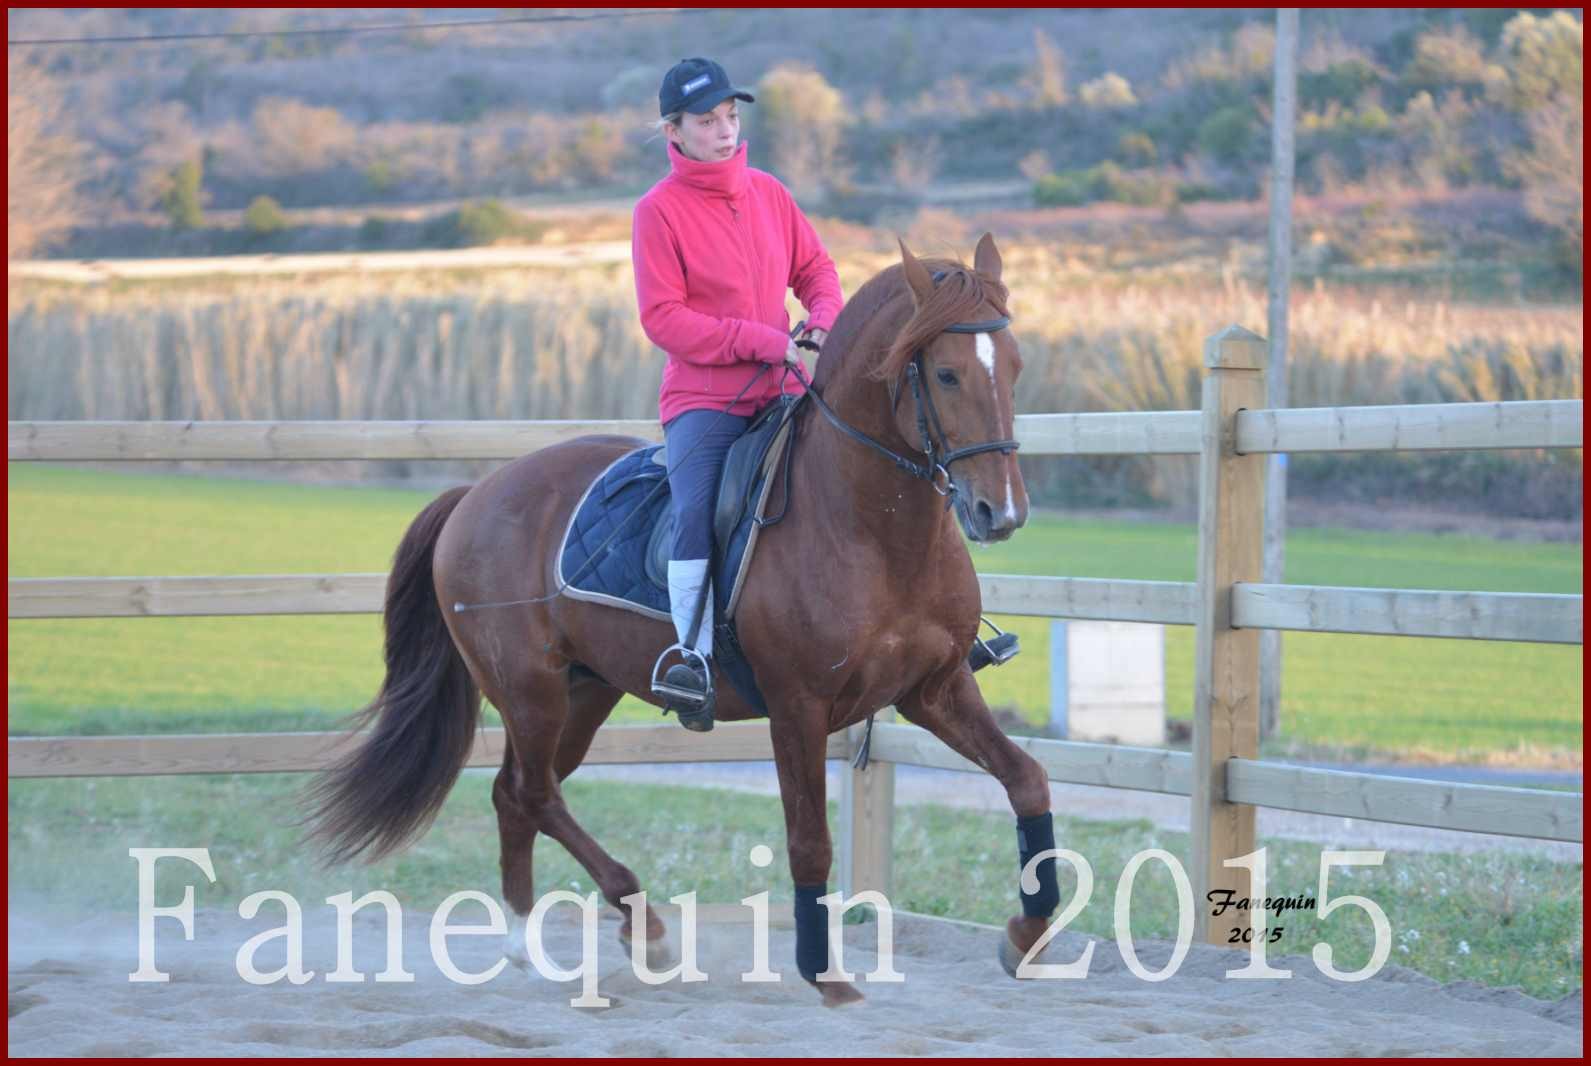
1050, 621, 1165, 745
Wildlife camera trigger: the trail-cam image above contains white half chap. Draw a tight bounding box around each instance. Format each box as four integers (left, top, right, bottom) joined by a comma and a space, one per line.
666, 558, 713, 657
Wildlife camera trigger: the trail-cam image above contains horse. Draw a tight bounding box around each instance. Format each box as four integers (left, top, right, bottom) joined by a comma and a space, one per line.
300, 232, 1061, 1007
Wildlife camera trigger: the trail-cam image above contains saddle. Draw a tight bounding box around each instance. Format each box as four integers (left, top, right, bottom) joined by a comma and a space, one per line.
555, 394, 805, 715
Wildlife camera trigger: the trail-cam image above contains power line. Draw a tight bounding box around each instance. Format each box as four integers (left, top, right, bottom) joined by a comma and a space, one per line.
7, 9, 707, 47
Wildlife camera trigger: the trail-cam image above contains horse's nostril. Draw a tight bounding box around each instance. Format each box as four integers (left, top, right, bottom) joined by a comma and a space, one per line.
975, 500, 994, 528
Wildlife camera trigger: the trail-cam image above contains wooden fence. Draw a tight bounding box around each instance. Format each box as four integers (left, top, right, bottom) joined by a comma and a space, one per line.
8, 325, 1583, 942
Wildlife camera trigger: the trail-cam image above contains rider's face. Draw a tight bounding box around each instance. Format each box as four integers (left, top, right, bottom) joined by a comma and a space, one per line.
668, 100, 740, 163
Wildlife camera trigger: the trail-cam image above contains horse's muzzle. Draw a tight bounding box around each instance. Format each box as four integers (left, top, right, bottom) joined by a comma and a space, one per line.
960, 494, 1022, 544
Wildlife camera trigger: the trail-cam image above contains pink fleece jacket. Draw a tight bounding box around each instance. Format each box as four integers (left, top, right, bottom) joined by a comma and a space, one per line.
632, 140, 844, 423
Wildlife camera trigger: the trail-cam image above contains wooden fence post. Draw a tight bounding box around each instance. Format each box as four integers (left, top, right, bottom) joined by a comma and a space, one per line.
839, 707, 895, 900
1192, 325, 1267, 943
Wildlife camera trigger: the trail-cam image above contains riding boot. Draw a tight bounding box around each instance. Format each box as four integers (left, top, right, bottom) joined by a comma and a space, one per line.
655, 558, 716, 731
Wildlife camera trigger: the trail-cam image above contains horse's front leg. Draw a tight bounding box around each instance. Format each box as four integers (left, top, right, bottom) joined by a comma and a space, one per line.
897, 666, 1061, 977
768, 702, 866, 1008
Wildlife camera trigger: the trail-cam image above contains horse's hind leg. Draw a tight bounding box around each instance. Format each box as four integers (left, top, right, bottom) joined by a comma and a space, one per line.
494, 740, 541, 969
492, 667, 666, 965
897, 667, 1059, 977
553, 669, 623, 781
552, 670, 668, 953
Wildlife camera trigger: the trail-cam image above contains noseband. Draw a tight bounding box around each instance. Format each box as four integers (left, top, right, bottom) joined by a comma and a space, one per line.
802, 273, 1020, 507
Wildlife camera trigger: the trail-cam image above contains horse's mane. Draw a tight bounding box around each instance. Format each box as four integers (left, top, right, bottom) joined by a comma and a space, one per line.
819, 257, 1010, 389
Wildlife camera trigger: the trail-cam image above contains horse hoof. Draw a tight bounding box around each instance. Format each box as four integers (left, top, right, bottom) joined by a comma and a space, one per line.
1000, 915, 1049, 978
997, 933, 1025, 978
503, 923, 531, 971
618, 928, 674, 971
642, 935, 675, 970
809, 979, 866, 1008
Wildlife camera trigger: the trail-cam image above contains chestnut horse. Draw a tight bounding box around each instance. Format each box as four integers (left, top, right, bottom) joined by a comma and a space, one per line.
301, 233, 1060, 1006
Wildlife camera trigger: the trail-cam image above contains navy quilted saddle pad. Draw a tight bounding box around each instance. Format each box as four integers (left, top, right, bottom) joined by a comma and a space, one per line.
557, 444, 678, 618
556, 443, 764, 624
554, 414, 794, 717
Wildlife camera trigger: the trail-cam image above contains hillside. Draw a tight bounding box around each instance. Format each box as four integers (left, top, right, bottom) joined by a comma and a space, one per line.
7, 7, 1581, 275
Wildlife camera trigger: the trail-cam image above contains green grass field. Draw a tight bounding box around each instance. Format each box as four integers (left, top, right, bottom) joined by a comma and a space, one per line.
8, 464, 1581, 763
7, 464, 1583, 999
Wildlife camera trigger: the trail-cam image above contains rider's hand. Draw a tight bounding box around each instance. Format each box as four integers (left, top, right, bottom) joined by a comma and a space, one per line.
784, 338, 807, 371
801, 327, 829, 348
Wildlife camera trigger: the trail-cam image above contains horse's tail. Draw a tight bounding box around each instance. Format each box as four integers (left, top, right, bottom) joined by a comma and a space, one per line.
299, 485, 479, 866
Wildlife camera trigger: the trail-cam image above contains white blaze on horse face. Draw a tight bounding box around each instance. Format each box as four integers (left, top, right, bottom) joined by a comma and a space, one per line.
975, 331, 997, 382
975, 332, 1015, 521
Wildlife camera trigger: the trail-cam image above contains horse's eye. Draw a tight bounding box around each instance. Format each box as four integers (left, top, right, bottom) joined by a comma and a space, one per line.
935, 369, 958, 388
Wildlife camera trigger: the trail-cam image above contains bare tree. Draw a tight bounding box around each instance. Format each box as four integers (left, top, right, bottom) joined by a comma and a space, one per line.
250, 96, 357, 177
1497, 12, 1583, 270
1018, 149, 1055, 181
132, 100, 206, 214
1509, 95, 1584, 269
8, 57, 88, 259
1078, 72, 1138, 110
1029, 28, 1069, 107
755, 64, 846, 203
890, 134, 942, 194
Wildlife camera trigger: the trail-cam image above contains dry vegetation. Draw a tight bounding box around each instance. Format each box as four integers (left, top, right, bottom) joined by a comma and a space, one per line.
7, 58, 90, 261
12, 250, 1577, 421
6, 9, 1578, 517
8, 244, 1579, 515
4, 9, 1580, 275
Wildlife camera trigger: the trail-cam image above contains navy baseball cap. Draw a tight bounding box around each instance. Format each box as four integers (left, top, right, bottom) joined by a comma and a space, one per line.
659, 57, 755, 117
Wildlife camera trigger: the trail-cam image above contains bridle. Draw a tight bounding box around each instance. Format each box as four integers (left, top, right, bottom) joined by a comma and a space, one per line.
798, 272, 1020, 508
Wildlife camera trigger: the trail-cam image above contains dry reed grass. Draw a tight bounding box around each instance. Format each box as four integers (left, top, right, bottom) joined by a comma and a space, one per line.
8, 246, 1580, 502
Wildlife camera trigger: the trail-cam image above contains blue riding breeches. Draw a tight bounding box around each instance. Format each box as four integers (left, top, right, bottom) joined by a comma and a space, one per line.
662, 408, 750, 560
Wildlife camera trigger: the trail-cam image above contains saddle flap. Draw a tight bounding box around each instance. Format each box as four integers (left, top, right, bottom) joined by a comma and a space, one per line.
558, 410, 802, 721
557, 443, 675, 623
641, 394, 803, 610
713, 394, 802, 553
644, 506, 676, 590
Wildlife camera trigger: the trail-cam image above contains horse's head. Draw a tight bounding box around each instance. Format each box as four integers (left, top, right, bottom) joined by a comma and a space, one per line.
865, 233, 1030, 544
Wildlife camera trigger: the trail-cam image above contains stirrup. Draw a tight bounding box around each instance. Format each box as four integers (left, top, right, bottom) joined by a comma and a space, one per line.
968, 616, 1020, 673
650, 644, 716, 732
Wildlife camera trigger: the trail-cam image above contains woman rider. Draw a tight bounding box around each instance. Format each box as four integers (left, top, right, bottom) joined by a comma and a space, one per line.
631, 57, 844, 731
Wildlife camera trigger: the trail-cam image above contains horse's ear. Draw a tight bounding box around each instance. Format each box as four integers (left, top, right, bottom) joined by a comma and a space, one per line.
973, 231, 1003, 282
897, 237, 936, 309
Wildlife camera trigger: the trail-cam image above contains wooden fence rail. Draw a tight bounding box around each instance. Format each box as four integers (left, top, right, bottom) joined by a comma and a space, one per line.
11, 723, 1578, 845
861, 723, 1581, 843
9, 328, 1583, 942
6, 723, 850, 779
10, 574, 1581, 645
9, 398, 1580, 461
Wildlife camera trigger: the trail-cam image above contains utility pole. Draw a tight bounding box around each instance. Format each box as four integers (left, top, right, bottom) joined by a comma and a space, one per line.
1261, 8, 1299, 741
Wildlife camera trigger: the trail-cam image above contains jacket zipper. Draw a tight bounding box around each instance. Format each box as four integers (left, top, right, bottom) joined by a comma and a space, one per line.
728, 199, 767, 400
729, 200, 756, 291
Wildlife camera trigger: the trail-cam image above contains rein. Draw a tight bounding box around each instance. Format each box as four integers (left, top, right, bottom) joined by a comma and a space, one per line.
797, 275, 1020, 508
455, 272, 1018, 615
